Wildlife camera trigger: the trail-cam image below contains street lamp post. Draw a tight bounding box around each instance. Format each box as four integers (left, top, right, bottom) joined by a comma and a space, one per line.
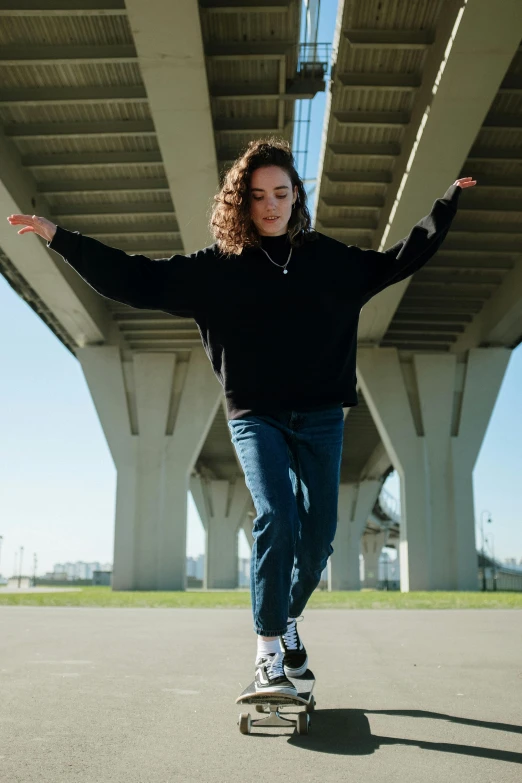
492, 535, 497, 591
18, 546, 24, 589
480, 510, 492, 591
487, 534, 497, 592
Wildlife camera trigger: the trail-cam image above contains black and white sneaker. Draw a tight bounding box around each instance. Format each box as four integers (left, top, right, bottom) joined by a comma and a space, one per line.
280, 617, 308, 677
254, 652, 297, 697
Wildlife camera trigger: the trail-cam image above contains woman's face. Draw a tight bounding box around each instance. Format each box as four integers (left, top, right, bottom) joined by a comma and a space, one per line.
249, 165, 298, 236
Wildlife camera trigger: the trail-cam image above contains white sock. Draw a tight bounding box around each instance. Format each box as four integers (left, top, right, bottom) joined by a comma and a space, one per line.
256, 637, 282, 662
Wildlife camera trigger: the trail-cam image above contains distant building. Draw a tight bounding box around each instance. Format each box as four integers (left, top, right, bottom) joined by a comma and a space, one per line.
43, 570, 68, 580
53, 561, 112, 580
43, 551, 405, 589
186, 554, 205, 580
7, 577, 31, 589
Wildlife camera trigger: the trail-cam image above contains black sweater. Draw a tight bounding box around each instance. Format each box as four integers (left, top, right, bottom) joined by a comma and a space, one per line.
47, 183, 462, 419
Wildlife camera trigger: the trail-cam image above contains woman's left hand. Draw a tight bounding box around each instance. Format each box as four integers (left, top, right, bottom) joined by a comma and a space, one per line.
454, 176, 476, 189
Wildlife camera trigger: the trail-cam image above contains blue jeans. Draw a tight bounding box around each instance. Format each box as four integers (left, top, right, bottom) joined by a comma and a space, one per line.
227, 404, 344, 636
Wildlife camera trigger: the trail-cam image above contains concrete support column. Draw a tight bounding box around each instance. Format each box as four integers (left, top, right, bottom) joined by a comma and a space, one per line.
190, 476, 251, 589
78, 345, 222, 590
357, 347, 511, 591
241, 511, 254, 550
329, 480, 381, 590
362, 530, 389, 588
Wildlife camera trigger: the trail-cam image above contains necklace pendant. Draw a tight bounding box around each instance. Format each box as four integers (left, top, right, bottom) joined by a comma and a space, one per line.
283, 269, 288, 274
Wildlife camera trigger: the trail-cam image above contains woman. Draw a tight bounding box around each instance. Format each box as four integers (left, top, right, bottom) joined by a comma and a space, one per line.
7, 138, 476, 698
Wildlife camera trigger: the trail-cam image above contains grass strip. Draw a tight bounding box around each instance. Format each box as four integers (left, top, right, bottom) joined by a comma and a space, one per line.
0, 587, 520, 609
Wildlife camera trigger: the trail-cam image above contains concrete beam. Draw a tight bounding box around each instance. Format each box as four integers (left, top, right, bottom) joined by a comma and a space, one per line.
54, 203, 174, 217
23, 151, 163, 168
6, 121, 156, 139
0, 78, 319, 104
200, 0, 290, 10
124, 0, 218, 253
214, 118, 282, 133
333, 111, 410, 128
337, 72, 421, 90
0, 126, 111, 346
468, 146, 522, 162
0, 0, 126, 14
328, 142, 399, 158
452, 257, 522, 351
325, 171, 392, 185
499, 75, 522, 93
321, 194, 384, 208
38, 178, 169, 194
205, 42, 294, 58
85, 222, 178, 237
343, 29, 435, 49
0, 86, 148, 105
210, 80, 324, 100
357, 0, 522, 343
0, 45, 137, 64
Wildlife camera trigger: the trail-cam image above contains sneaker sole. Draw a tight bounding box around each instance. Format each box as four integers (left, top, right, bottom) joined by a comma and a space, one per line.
284, 659, 308, 678
254, 684, 298, 697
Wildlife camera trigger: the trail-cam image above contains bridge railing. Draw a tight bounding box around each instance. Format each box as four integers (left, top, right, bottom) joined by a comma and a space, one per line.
478, 567, 522, 592
296, 42, 330, 80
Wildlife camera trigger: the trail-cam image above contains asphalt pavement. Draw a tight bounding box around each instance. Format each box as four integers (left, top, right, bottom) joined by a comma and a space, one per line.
1, 606, 521, 782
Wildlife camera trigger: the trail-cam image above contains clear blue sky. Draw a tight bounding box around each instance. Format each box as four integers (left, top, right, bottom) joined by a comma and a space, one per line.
1, 2, 521, 578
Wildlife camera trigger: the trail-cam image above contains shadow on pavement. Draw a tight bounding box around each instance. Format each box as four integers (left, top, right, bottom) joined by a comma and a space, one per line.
247, 707, 522, 763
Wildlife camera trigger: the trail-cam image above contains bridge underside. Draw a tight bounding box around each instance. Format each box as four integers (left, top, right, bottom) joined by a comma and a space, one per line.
1, 0, 521, 591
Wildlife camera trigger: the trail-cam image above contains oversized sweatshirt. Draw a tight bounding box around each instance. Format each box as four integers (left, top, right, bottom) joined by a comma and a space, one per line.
47, 182, 462, 419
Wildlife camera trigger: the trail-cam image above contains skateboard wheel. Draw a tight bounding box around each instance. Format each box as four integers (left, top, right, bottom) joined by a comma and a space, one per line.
306, 695, 316, 713
296, 712, 310, 735
238, 713, 252, 735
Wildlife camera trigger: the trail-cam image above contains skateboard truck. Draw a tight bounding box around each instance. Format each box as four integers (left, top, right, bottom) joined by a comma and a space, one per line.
236, 669, 316, 735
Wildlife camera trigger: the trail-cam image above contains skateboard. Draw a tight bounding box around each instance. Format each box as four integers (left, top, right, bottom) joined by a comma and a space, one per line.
235, 668, 316, 735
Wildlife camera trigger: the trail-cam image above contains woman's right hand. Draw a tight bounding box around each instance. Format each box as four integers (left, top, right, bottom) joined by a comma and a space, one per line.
7, 214, 57, 243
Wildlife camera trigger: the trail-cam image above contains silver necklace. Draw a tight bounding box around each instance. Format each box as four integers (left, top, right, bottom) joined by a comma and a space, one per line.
259, 244, 293, 274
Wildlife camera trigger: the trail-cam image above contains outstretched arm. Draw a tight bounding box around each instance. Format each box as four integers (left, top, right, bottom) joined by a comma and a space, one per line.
6, 214, 211, 316
358, 177, 476, 304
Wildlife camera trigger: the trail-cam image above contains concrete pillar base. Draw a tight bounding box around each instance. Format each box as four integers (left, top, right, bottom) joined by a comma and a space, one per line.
362, 529, 389, 588
357, 347, 511, 591
329, 480, 381, 590
79, 346, 222, 590
190, 476, 251, 588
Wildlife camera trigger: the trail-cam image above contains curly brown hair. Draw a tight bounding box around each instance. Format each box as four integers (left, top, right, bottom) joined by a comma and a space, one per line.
209, 137, 316, 255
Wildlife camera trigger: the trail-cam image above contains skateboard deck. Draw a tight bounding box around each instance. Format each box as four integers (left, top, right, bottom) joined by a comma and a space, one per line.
236, 668, 315, 735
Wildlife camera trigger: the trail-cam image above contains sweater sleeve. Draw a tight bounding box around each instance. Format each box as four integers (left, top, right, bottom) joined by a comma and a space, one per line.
358, 183, 461, 304
47, 225, 212, 317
